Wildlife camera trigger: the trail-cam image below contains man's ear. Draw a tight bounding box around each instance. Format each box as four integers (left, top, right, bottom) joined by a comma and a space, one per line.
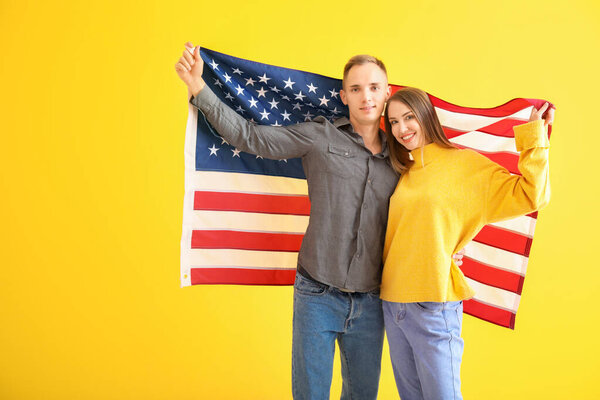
385, 85, 391, 100
340, 89, 348, 106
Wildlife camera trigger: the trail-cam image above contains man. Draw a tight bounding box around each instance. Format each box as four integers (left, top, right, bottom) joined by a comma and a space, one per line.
175, 44, 461, 399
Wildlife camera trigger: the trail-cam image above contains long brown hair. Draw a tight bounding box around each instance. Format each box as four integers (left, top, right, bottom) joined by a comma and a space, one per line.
384, 87, 455, 173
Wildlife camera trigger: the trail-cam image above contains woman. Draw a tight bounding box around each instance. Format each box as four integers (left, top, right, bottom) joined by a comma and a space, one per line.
381, 87, 552, 400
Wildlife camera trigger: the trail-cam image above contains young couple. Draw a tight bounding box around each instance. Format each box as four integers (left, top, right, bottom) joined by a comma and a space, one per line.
176, 44, 552, 400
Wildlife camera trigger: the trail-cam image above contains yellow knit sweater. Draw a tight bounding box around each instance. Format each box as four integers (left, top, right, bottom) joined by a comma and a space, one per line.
381, 120, 550, 303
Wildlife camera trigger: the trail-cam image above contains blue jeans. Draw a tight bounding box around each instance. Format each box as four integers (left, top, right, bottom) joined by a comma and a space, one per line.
292, 272, 384, 400
383, 300, 464, 400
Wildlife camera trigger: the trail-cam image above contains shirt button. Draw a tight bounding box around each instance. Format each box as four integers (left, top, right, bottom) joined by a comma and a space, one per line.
368, 179, 372, 184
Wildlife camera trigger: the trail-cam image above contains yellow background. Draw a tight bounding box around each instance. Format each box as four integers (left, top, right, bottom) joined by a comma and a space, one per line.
1, 0, 598, 398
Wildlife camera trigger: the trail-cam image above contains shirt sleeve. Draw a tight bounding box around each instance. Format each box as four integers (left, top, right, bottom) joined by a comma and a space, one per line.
190, 86, 317, 159
483, 119, 551, 223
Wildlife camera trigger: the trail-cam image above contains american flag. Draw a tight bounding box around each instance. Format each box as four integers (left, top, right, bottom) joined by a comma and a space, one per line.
180, 48, 552, 329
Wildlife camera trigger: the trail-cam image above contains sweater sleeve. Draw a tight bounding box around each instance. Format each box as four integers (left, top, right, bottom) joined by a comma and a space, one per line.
190, 86, 317, 159
483, 119, 551, 223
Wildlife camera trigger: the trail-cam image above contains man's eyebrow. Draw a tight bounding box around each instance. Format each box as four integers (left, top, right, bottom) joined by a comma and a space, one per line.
348, 82, 384, 88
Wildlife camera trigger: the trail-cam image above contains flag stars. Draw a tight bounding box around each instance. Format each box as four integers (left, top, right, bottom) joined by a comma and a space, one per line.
235, 105, 246, 114
307, 83, 318, 93
281, 95, 291, 101
271, 121, 282, 127
208, 144, 220, 156
223, 73, 232, 83
256, 155, 263, 159
234, 84, 245, 96
331, 106, 341, 115
329, 88, 339, 98
258, 73, 271, 84
232, 67, 243, 75
268, 98, 279, 109
281, 110, 291, 121
319, 95, 330, 106
248, 97, 258, 108
221, 137, 229, 145
294, 91, 306, 101
225, 92, 235, 101
270, 85, 281, 93
303, 111, 314, 121
260, 109, 271, 120
292, 102, 302, 110
256, 87, 268, 98
245, 77, 256, 86
213, 78, 223, 88
209, 59, 219, 70
232, 148, 241, 157
283, 77, 295, 89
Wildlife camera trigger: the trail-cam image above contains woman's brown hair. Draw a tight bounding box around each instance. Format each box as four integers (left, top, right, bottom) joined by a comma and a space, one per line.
384, 87, 455, 173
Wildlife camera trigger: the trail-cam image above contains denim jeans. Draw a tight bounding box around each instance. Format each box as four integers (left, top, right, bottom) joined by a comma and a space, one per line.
292, 272, 384, 400
382, 300, 464, 400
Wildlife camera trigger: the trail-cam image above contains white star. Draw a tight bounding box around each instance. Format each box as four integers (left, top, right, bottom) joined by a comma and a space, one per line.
329, 88, 339, 98
307, 83, 318, 93
294, 91, 306, 101
256, 155, 263, 159
292, 102, 302, 110
307, 103, 316, 108
223, 73, 232, 83
331, 106, 341, 115
270, 85, 281, 93
225, 92, 234, 101
268, 98, 279, 109
248, 97, 258, 108
245, 77, 256, 86
208, 144, 219, 156
260, 109, 271, 120
258, 73, 271, 84
319, 95, 330, 106
281, 95, 291, 101
235, 105, 245, 114
279, 159, 288, 163
209, 59, 219, 70
303, 111, 314, 121
271, 121, 282, 127
256, 87, 267, 98
232, 148, 241, 157
283, 77, 295, 89
213, 78, 223, 88
232, 67, 243, 75
248, 118, 256, 124
235, 84, 245, 95
221, 137, 229, 145
281, 110, 291, 121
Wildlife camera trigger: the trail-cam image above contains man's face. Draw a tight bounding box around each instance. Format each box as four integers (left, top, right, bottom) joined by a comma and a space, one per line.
340, 63, 391, 127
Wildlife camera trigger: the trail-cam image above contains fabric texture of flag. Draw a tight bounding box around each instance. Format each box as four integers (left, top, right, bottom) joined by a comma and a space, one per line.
180, 47, 553, 329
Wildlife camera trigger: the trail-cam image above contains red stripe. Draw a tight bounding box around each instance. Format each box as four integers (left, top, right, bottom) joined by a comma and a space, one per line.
191, 267, 296, 285
191, 230, 303, 252
443, 119, 525, 139
463, 299, 516, 329
460, 257, 525, 294
390, 85, 535, 118
473, 224, 532, 256
194, 191, 311, 215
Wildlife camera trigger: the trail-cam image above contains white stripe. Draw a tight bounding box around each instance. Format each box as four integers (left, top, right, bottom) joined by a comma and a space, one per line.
189, 170, 308, 195
181, 105, 199, 287
464, 241, 529, 275
435, 106, 532, 132
191, 210, 309, 233
466, 278, 521, 313
188, 249, 299, 269
488, 216, 536, 237
449, 131, 518, 154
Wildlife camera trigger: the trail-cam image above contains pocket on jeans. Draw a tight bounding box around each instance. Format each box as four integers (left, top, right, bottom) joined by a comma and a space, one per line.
294, 274, 328, 296
415, 302, 444, 312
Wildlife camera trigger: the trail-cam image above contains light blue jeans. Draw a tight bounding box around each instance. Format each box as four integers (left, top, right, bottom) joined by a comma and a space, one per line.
292, 272, 384, 400
382, 300, 464, 400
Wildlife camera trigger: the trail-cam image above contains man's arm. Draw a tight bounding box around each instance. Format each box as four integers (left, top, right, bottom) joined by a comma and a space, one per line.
175, 43, 317, 159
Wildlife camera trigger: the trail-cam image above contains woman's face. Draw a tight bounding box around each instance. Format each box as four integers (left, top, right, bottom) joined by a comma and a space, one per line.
387, 100, 429, 151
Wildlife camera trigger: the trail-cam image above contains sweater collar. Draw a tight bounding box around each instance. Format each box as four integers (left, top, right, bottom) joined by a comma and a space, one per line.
410, 142, 446, 169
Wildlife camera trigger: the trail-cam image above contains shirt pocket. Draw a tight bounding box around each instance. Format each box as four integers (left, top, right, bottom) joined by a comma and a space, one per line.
325, 144, 355, 178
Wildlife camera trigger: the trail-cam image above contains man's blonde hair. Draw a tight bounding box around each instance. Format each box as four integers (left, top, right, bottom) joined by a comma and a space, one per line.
342, 55, 387, 88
